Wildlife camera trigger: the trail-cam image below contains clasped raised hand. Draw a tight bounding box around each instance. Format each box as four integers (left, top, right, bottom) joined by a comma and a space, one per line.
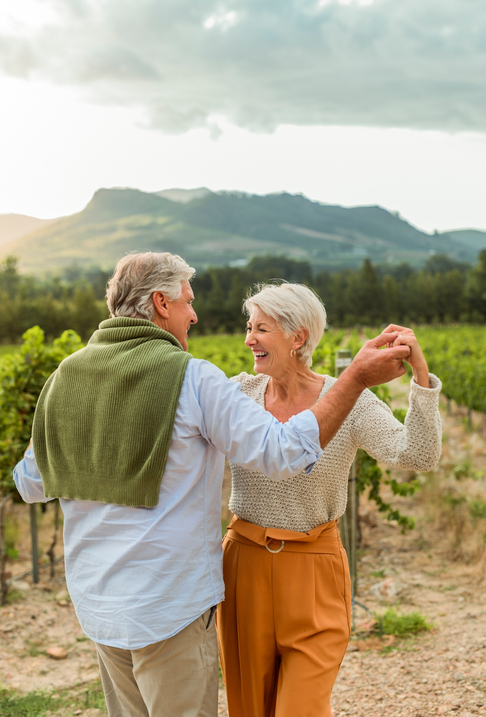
348, 331, 411, 389
382, 324, 430, 388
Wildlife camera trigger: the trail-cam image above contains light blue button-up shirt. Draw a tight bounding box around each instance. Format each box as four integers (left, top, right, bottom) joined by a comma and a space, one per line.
14, 358, 322, 649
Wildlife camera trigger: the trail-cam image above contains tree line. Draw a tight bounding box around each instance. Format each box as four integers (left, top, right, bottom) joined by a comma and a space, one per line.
191, 252, 486, 331
1, 251, 486, 343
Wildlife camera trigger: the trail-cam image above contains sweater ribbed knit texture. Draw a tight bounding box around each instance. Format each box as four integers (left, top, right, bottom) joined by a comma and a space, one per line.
229, 372, 442, 531
32, 317, 191, 507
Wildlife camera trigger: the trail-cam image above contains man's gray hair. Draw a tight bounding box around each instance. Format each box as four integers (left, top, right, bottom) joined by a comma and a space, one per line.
243, 282, 327, 367
106, 252, 196, 320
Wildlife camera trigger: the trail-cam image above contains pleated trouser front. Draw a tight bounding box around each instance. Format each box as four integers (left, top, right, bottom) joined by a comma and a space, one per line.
217, 517, 351, 717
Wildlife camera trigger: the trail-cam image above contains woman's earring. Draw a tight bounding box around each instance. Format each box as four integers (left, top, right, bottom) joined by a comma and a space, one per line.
290, 349, 296, 358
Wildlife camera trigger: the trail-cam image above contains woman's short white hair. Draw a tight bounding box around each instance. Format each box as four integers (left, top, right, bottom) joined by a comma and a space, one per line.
243, 282, 327, 367
106, 251, 195, 320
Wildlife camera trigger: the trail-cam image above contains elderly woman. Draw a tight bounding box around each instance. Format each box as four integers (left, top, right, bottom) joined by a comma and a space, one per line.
217, 283, 441, 717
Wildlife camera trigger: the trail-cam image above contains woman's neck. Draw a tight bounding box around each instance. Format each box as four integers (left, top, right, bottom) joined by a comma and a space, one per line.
264, 365, 326, 420
266, 367, 314, 399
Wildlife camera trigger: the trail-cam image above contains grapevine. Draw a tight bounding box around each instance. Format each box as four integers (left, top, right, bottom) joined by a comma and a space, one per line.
0, 327, 83, 603
413, 326, 486, 415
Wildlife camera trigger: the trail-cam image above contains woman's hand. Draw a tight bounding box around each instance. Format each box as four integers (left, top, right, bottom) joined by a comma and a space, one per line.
383, 324, 430, 388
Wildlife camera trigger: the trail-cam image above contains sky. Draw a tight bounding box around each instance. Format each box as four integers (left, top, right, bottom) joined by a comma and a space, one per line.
0, 0, 485, 232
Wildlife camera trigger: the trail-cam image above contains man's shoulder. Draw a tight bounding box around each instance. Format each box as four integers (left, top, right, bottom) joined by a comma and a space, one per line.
187, 356, 226, 377
181, 359, 245, 420
183, 358, 230, 393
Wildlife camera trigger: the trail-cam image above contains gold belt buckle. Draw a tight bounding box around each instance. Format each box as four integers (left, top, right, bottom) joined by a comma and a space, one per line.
266, 540, 285, 554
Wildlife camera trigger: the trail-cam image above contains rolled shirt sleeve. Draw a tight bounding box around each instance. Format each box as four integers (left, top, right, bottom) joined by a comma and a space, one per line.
14, 446, 52, 504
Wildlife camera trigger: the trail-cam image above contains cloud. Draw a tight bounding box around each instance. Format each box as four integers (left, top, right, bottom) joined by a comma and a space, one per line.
0, 0, 485, 134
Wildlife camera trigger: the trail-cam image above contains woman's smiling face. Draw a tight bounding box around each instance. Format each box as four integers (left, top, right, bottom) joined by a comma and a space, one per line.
245, 306, 294, 376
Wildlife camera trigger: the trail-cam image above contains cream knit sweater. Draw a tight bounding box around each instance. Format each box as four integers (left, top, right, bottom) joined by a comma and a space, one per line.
229, 373, 442, 532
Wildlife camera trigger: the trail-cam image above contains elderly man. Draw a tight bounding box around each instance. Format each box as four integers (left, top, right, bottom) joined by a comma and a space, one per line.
14, 252, 409, 717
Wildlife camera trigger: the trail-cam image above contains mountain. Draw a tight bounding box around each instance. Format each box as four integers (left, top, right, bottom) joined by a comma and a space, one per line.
0, 188, 483, 273
155, 188, 213, 203
0, 213, 56, 247
439, 229, 486, 252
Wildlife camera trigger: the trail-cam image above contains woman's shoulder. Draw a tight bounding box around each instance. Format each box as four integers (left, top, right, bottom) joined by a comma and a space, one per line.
230, 372, 268, 397
230, 371, 261, 384
322, 374, 337, 389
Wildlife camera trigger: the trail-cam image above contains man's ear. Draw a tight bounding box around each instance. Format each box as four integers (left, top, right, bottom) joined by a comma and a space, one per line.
152, 291, 170, 319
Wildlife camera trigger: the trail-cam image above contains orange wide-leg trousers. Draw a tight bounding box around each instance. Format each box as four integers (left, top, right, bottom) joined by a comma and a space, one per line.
217, 517, 351, 717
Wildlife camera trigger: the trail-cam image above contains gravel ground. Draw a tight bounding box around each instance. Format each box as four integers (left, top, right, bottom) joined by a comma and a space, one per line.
331, 528, 486, 717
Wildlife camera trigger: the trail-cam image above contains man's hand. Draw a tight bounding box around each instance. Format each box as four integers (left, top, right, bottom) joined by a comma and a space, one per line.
345, 331, 411, 390
310, 331, 410, 448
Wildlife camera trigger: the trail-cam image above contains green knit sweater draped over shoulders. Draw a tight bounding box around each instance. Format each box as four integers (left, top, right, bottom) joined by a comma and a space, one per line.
32, 317, 192, 507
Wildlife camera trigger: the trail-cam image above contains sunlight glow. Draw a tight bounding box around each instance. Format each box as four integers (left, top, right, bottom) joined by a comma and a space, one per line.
0, 0, 60, 33
316, 0, 375, 7
204, 10, 239, 31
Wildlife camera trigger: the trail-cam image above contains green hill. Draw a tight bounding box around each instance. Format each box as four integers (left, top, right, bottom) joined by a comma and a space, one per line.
439, 229, 486, 252
0, 188, 482, 273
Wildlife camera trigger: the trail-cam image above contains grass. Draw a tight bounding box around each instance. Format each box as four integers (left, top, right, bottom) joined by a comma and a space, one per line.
0, 682, 106, 716
0, 688, 62, 716
5, 516, 19, 560
374, 608, 433, 638
370, 569, 386, 578
25, 641, 45, 658
5, 589, 24, 605
470, 499, 486, 520
81, 683, 106, 712
418, 468, 486, 563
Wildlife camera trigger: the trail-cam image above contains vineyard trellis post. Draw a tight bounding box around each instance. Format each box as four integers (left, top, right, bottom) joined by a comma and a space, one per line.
335, 349, 358, 603
46, 500, 60, 579
0, 491, 9, 604
30, 504, 40, 584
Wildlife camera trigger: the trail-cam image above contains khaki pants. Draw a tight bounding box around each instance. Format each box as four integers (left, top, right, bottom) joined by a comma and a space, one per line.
96, 607, 219, 717
217, 517, 351, 717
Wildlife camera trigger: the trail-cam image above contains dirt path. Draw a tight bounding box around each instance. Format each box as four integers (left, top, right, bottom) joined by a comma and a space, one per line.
332, 515, 486, 717
1, 382, 486, 716
330, 379, 486, 717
